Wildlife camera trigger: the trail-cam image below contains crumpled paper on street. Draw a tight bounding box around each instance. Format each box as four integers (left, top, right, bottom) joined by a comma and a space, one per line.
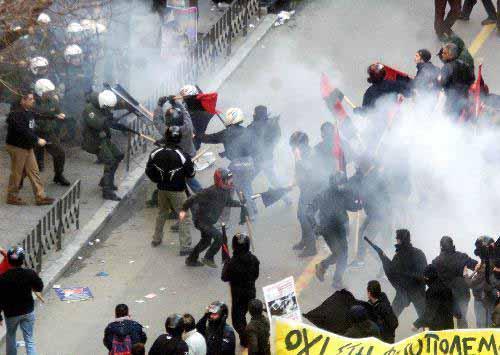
274, 11, 295, 27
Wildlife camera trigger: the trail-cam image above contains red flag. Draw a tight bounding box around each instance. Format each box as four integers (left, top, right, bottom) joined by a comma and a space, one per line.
0, 249, 11, 275
320, 73, 348, 122
196, 93, 220, 114
469, 64, 484, 119
382, 64, 412, 82
333, 126, 346, 173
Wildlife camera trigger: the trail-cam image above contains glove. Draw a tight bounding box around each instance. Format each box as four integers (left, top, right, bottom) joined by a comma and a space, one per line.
157, 96, 168, 107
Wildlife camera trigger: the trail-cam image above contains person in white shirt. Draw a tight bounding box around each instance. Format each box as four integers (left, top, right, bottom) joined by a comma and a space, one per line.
183, 314, 207, 355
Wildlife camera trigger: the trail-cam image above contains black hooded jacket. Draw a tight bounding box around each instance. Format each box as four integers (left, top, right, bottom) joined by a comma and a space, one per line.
390, 243, 427, 292
413, 279, 455, 331
196, 314, 236, 355
201, 124, 252, 161
221, 249, 260, 300
431, 249, 477, 299
359, 80, 409, 113
103, 317, 147, 350
370, 292, 398, 343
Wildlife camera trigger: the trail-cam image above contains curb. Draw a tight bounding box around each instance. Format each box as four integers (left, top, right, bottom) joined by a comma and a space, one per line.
0, 14, 275, 345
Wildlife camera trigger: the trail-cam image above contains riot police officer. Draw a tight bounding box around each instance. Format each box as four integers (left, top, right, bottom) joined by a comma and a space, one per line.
149, 314, 189, 354
33, 78, 70, 185
82, 89, 125, 201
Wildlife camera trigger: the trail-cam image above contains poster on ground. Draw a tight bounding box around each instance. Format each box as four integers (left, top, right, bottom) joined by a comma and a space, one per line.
263, 276, 301, 322
274, 317, 500, 355
55, 287, 93, 302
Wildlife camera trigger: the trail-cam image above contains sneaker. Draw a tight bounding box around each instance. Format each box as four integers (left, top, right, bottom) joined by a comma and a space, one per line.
481, 18, 497, 25
103, 192, 121, 201
36, 196, 55, 206
6, 195, 27, 206
298, 248, 317, 258
179, 248, 193, 256
185, 258, 204, 267
99, 178, 117, 191
53, 175, 71, 186
349, 260, 365, 269
315, 263, 326, 282
202, 258, 217, 268
151, 240, 162, 247
292, 241, 305, 250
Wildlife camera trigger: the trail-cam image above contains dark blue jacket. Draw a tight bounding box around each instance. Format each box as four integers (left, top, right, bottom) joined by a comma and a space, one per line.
103, 317, 147, 350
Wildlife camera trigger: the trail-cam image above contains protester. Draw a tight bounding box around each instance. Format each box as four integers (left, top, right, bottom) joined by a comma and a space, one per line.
182, 314, 207, 355
344, 305, 381, 339
0, 247, 44, 355
103, 304, 147, 352
181, 168, 243, 268
246, 299, 271, 355
5, 92, 60, 206
459, 0, 497, 24
146, 126, 195, 254
434, 0, 461, 40
196, 301, 236, 355
0, 247, 12, 275
431, 236, 478, 328
367, 280, 398, 343
221, 233, 260, 347
413, 265, 457, 331
149, 314, 189, 355
413, 49, 440, 93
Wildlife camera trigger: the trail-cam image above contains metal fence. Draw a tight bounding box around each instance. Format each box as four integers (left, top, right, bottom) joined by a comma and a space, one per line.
21, 180, 81, 273
127, 0, 260, 162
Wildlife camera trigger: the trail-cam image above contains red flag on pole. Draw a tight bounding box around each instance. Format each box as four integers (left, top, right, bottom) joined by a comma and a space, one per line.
184, 92, 220, 115
382, 64, 412, 82
469, 64, 484, 119
320, 73, 348, 122
333, 126, 346, 173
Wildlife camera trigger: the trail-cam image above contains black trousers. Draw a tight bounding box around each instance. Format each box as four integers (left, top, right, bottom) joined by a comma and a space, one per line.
434, 0, 461, 36
320, 224, 348, 282
462, 0, 497, 19
297, 193, 315, 250
189, 223, 222, 261
231, 291, 255, 347
392, 288, 426, 319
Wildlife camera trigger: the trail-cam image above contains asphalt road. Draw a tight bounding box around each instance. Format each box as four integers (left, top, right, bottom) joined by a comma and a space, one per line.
26, 1, 500, 354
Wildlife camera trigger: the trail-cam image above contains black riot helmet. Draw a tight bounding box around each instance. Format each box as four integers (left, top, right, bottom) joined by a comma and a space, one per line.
165, 314, 185, 337
253, 105, 268, 121
367, 63, 386, 84
7, 246, 25, 267
165, 125, 182, 144
289, 131, 309, 148
165, 107, 184, 126
232, 233, 250, 254
207, 301, 228, 325
440, 236, 455, 253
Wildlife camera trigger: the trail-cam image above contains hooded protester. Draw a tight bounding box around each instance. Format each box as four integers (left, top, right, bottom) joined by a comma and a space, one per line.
199, 108, 257, 218
290, 131, 323, 257
181, 168, 243, 268
311, 172, 362, 288
344, 305, 381, 339
313, 122, 338, 188
221, 233, 260, 347
246, 299, 271, 355
103, 304, 147, 352
149, 314, 189, 355
196, 301, 236, 355
388, 229, 427, 318
413, 265, 457, 331
367, 280, 398, 343
431, 236, 478, 328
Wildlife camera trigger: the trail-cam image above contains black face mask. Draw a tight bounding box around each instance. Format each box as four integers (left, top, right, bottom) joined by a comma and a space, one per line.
395, 243, 403, 252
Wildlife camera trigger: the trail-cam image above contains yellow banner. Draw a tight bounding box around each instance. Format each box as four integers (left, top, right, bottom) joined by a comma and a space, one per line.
274, 318, 500, 354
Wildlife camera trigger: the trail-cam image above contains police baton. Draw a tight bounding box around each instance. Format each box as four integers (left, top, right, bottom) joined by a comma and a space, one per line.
238, 191, 255, 252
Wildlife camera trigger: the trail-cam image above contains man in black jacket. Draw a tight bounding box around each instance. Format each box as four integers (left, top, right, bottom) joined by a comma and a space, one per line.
431, 236, 477, 328
221, 233, 260, 347
413, 49, 440, 93
314, 122, 337, 189
438, 42, 475, 118
344, 305, 381, 339
413, 265, 456, 331
200, 107, 257, 217
311, 172, 361, 288
367, 280, 398, 343
181, 168, 243, 268
389, 229, 427, 319
290, 131, 322, 257
103, 304, 147, 351
5, 92, 61, 205
196, 301, 236, 355
0, 247, 44, 355
149, 314, 189, 355
146, 126, 195, 254
246, 299, 271, 355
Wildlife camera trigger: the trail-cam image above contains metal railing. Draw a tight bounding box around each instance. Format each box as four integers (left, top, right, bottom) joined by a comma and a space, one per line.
21, 180, 81, 273
125, 118, 152, 171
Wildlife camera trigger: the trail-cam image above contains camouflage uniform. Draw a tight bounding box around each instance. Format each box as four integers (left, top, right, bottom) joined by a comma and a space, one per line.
34, 96, 66, 180
81, 94, 124, 199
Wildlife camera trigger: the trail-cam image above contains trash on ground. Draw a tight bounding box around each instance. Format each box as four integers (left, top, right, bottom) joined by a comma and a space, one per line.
96, 271, 109, 277
135, 299, 145, 303
144, 293, 157, 299
53, 284, 61, 289
274, 10, 295, 27
55, 287, 93, 302
159, 287, 167, 291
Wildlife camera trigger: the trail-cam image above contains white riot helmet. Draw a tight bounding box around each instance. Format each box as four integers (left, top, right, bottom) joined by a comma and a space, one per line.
34, 78, 55, 97
98, 90, 117, 109
66, 22, 83, 42
64, 44, 83, 64
80, 19, 96, 34
29, 56, 49, 75
224, 108, 245, 126
95, 23, 107, 34
37, 13, 51, 25
179, 85, 198, 96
